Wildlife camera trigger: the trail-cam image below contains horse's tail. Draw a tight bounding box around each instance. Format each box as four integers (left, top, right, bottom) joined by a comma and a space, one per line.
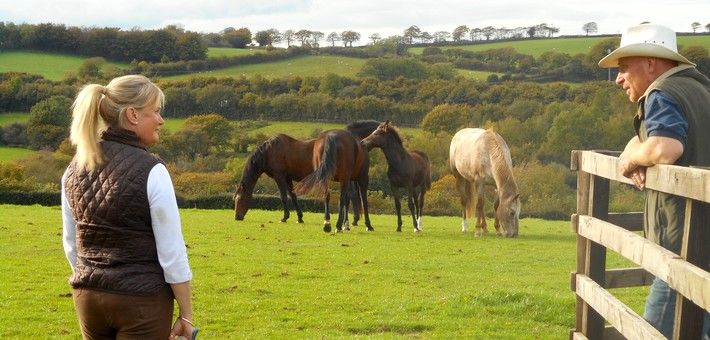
295, 132, 338, 196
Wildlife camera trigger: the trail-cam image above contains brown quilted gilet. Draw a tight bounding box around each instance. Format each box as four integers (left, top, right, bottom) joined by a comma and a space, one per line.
65, 128, 167, 295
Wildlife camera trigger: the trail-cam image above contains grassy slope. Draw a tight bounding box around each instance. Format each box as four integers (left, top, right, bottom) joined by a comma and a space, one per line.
0, 51, 127, 81
408, 35, 710, 57
206, 47, 264, 58
0, 204, 646, 338
160, 55, 367, 81
0, 112, 29, 126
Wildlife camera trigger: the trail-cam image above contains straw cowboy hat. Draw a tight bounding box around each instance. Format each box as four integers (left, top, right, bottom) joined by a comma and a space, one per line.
598, 23, 695, 68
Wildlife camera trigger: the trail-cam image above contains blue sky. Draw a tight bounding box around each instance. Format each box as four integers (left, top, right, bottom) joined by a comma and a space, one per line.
2, 0, 708, 41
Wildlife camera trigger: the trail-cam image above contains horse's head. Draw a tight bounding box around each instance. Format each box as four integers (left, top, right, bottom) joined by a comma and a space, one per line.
234, 184, 252, 221
495, 193, 521, 237
361, 120, 391, 150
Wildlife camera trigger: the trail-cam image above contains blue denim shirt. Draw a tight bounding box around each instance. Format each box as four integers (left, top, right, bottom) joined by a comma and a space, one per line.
644, 90, 688, 147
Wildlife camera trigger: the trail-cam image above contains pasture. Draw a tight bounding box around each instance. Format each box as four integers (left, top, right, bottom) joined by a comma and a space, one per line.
408, 35, 710, 57
160, 55, 367, 81
0, 204, 647, 338
0, 51, 127, 81
206, 47, 264, 58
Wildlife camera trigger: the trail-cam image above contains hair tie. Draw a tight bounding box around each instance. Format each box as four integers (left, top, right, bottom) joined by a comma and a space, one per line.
100, 86, 108, 95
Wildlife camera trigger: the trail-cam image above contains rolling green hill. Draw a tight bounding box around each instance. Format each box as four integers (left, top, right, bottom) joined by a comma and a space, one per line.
408, 35, 710, 57
160, 55, 367, 81
0, 51, 128, 81
206, 47, 264, 58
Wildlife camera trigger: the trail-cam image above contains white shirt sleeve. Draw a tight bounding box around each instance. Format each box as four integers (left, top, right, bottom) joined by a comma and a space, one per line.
61, 168, 77, 272
147, 163, 193, 284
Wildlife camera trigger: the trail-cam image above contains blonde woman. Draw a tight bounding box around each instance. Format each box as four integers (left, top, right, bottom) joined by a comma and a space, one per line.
61, 75, 196, 339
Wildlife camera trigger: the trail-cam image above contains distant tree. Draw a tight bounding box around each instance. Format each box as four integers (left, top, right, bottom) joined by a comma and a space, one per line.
341, 30, 360, 47
282, 29, 295, 47
77, 57, 106, 79
403, 25, 421, 44
369, 33, 381, 45
469, 27, 482, 41
419, 32, 433, 43
420, 103, 472, 134
582, 22, 598, 36
222, 27, 251, 48
692, 22, 701, 33
254, 29, 280, 46
294, 29, 312, 46
433, 31, 450, 43
482, 26, 495, 40
311, 31, 324, 47
452, 25, 470, 42
706, 23, 710, 33
182, 113, 234, 153
327, 32, 340, 47
177, 31, 208, 59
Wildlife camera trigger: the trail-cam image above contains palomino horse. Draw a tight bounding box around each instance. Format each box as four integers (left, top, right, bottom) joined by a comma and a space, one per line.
361, 120, 431, 232
233, 134, 315, 223
295, 129, 373, 233
449, 128, 520, 237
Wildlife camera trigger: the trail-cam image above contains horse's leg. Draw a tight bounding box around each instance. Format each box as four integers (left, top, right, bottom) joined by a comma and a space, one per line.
275, 177, 290, 223
323, 191, 331, 233
474, 182, 488, 237
349, 181, 361, 226
493, 196, 503, 236
417, 186, 425, 231
455, 176, 470, 232
407, 185, 419, 232
287, 180, 304, 223
391, 184, 404, 232
335, 182, 349, 233
358, 177, 374, 232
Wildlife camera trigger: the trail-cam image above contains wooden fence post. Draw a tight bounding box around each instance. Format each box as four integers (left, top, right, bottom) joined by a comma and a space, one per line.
673, 198, 710, 340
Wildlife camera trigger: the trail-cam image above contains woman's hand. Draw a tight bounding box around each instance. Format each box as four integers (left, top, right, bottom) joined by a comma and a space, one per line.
169, 317, 195, 340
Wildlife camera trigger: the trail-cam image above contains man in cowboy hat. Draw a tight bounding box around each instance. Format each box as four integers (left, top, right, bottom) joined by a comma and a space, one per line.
600, 23, 710, 338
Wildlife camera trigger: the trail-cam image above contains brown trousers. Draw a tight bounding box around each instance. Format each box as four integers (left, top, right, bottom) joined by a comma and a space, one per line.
72, 287, 174, 340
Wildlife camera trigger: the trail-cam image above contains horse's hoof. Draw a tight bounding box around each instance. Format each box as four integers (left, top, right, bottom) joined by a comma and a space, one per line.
298, 219, 304, 224
323, 225, 332, 233
367, 227, 374, 232
414, 228, 422, 233
336, 228, 343, 233
396, 228, 402, 232
280, 219, 287, 223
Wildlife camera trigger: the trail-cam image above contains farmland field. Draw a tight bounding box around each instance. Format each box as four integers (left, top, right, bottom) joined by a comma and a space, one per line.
0, 112, 29, 126
408, 35, 710, 57
207, 47, 264, 58
160, 55, 367, 81
0, 146, 33, 162
0, 204, 647, 338
0, 51, 128, 81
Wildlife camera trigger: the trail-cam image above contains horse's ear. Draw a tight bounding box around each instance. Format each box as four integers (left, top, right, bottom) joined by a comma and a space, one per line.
514, 193, 521, 200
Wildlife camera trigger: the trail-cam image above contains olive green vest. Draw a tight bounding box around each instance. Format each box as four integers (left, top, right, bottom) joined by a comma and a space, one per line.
634, 66, 710, 254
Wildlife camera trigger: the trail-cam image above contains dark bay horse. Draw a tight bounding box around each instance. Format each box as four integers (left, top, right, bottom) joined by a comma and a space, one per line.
295, 129, 373, 233
343, 120, 381, 226
449, 128, 520, 237
233, 134, 315, 222
361, 120, 431, 232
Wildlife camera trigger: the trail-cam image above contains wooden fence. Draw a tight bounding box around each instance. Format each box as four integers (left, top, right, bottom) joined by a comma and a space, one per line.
570, 150, 710, 340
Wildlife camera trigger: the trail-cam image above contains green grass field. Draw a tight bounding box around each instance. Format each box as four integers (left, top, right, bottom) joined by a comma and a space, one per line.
160, 55, 367, 81
0, 146, 34, 162
0, 112, 29, 126
0, 51, 127, 81
409, 35, 710, 57
0, 204, 648, 338
207, 47, 264, 58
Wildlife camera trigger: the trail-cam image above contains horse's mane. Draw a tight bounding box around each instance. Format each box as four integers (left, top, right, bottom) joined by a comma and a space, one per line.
485, 131, 517, 193
239, 135, 280, 190
346, 120, 381, 139
386, 125, 404, 146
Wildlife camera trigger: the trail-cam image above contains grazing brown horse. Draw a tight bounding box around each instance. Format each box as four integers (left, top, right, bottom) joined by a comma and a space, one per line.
233, 134, 315, 222
361, 120, 431, 232
449, 128, 520, 237
295, 129, 373, 233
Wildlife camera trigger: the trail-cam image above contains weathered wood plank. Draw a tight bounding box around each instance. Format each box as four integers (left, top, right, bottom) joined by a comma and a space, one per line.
576, 274, 665, 340
578, 151, 710, 203
605, 267, 654, 289
578, 215, 710, 311
607, 212, 643, 232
